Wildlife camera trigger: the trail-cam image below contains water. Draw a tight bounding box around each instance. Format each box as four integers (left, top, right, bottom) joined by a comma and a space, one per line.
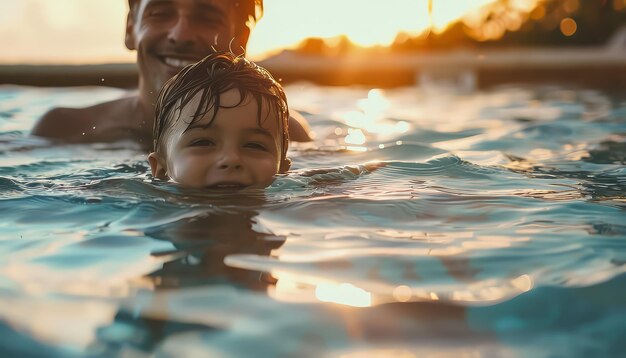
0, 82, 625, 357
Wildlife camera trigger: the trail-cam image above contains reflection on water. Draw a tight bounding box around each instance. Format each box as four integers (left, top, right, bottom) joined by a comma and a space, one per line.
1, 83, 625, 356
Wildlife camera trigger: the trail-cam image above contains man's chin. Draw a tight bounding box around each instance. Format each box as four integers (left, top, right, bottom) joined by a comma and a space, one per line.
155, 72, 177, 89
163, 67, 184, 80
144, 68, 182, 95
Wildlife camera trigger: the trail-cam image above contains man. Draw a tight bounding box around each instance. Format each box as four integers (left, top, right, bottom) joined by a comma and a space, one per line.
32, 0, 312, 147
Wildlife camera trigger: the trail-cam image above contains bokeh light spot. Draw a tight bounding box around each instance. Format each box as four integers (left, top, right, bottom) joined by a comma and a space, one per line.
560, 18, 577, 37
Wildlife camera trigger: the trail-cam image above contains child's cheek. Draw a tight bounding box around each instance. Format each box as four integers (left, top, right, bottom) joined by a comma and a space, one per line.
168, 153, 202, 183
260, 157, 281, 178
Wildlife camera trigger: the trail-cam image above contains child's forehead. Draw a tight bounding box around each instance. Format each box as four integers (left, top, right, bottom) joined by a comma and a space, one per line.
167, 89, 280, 135
183, 87, 246, 109
181, 88, 257, 114
177, 88, 280, 126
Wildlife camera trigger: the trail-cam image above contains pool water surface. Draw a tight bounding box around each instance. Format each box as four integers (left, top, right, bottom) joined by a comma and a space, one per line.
0, 83, 625, 357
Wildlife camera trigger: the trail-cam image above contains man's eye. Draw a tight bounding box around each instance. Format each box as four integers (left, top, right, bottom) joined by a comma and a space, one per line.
244, 142, 267, 151
195, 13, 223, 25
198, 15, 218, 22
146, 8, 173, 19
190, 139, 214, 147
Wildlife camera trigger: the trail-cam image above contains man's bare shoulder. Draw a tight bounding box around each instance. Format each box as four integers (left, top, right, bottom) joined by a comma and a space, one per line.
32, 106, 90, 140
31, 96, 140, 142
288, 110, 313, 142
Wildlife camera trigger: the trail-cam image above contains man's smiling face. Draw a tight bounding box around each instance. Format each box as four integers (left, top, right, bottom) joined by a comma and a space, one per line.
126, 0, 249, 99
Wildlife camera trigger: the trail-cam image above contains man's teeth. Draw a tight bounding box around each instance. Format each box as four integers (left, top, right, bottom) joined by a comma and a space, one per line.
163, 57, 195, 68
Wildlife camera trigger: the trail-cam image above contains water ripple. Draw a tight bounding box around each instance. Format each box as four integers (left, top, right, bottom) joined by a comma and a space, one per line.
1, 84, 625, 357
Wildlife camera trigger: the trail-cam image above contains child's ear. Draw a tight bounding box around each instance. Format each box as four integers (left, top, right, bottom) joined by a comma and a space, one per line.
279, 158, 291, 173
148, 152, 168, 179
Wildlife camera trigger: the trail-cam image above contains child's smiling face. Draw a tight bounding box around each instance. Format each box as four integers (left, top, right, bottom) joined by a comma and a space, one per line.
149, 88, 290, 189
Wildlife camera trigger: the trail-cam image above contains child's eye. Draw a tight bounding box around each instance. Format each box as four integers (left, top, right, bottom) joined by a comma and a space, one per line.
189, 139, 215, 147
244, 142, 267, 151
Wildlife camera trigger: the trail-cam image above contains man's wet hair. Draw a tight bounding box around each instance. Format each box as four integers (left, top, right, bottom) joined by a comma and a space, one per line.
128, 0, 264, 26
153, 51, 289, 160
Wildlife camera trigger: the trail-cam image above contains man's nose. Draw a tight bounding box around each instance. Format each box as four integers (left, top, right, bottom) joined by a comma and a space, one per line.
168, 16, 195, 46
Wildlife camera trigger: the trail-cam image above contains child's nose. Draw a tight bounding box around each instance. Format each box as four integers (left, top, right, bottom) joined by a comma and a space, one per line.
217, 149, 242, 170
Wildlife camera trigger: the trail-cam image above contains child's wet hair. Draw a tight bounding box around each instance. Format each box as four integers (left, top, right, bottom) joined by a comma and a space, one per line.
153, 51, 289, 161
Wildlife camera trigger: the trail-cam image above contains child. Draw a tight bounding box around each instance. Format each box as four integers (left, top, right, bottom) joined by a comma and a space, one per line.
148, 52, 291, 189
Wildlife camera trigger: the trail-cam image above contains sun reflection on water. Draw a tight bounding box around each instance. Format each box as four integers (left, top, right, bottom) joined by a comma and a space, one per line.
269, 272, 372, 307
345, 145, 368, 152
315, 282, 372, 307
392, 285, 413, 302
339, 89, 411, 147
344, 128, 366, 145
357, 89, 389, 120
267, 259, 534, 306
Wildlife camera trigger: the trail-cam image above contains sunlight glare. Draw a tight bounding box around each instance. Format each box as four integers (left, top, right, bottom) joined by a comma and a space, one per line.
42, 0, 80, 29
0, 0, 131, 64
248, 0, 545, 58
2, 0, 545, 63
249, 0, 429, 58
251, 0, 512, 58
430, 0, 497, 30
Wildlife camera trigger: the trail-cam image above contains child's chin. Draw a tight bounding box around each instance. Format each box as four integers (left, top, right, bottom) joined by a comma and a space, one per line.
168, 179, 273, 193
206, 183, 270, 192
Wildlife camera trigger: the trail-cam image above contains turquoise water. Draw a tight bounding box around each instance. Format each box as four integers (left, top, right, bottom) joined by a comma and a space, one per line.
1, 83, 625, 357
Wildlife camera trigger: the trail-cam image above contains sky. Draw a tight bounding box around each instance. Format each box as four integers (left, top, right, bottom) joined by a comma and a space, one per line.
0, 0, 538, 64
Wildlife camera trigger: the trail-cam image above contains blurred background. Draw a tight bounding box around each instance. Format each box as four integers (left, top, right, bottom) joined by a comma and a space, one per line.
1, 0, 626, 88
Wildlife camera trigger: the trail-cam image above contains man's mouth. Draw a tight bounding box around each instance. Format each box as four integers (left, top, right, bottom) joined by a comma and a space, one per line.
159, 55, 200, 70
